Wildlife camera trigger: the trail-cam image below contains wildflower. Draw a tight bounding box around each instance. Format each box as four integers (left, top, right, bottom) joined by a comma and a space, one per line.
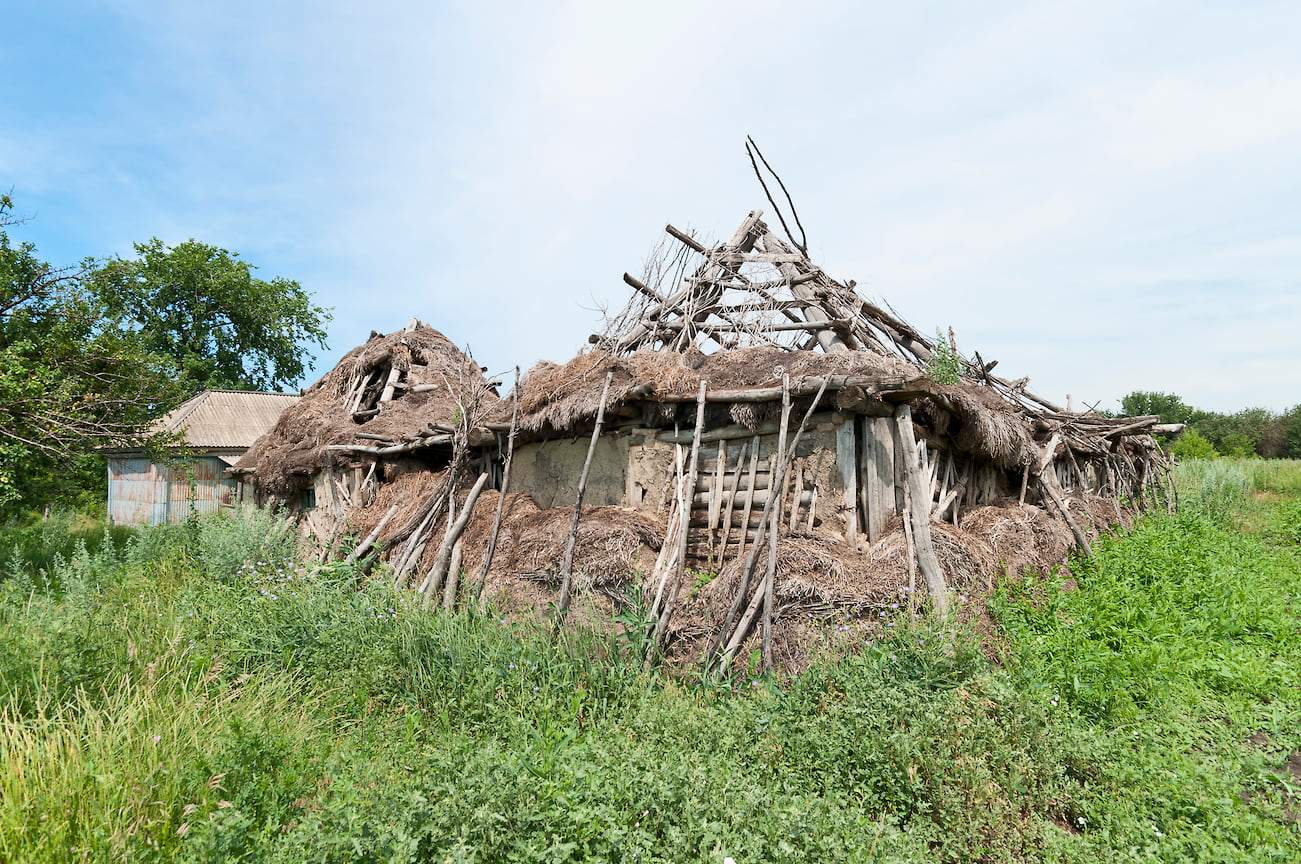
154, 735, 161, 743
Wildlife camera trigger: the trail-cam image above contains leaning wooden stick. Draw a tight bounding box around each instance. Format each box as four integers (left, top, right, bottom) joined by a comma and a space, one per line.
713, 440, 748, 571
419, 472, 489, 608
345, 503, 400, 565
473, 366, 521, 603
894, 404, 949, 617
647, 380, 709, 666
554, 369, 615, 629
762, 375, 792, 673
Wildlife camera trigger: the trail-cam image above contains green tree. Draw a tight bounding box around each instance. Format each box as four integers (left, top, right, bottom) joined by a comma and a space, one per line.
1283, 405, 1301, 459
92, 238, 331, 393
1119, 391, 1197, 425
0, 201, 183, 512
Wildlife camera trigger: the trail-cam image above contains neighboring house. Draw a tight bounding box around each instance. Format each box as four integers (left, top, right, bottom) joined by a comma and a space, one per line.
106, 389, 300, 525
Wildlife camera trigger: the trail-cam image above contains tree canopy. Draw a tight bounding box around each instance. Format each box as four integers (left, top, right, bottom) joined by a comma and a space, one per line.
92, 239, 331, 393
0, 198, 331, 515
0, 206, 182, 508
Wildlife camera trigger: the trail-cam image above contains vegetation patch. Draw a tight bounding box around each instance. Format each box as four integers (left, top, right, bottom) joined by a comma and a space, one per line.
3, 460, 1300, 861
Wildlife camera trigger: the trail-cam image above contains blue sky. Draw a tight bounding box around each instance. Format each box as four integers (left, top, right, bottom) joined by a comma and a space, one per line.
4, 1, 1299, 413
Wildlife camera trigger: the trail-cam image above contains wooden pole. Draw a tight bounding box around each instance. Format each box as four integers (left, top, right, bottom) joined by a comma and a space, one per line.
473, 366, 520, 603
1038, 471, 1094, 558
554, 370, 615, 628
713, 440, 748, 571
837, 418, 858, 546
647, 380, 709, 664
345, 503, 400, 566
735, 437, 761, 564
763, 375, 792, 673
418, 472, 489, 607
894, 405, 949, 616
901, 480, 918, 616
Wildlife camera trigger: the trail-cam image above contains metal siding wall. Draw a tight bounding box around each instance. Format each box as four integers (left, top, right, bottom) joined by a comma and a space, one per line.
163, 457, 237, 523
107, 456, 170, 526
109, 455, 238, 525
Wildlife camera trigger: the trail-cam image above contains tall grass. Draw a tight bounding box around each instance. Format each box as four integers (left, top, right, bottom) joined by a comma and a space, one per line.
3, 489, 1300, 862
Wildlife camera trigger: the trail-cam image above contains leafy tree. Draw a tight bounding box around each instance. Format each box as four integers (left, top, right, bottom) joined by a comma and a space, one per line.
1119, 391, 1197, 425
1283, 405, 1301, 459
0, 201, 183, 512
92, 239, 331, 393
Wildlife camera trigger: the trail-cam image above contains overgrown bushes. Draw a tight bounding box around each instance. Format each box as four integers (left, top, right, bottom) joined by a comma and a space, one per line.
3, 477, 1301, 861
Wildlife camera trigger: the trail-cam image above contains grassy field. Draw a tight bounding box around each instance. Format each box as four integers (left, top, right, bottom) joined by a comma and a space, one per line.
1, 462, 1299, 862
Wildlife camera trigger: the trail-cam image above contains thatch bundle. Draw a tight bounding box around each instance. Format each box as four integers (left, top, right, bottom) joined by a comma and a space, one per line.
233, 323, 499, 499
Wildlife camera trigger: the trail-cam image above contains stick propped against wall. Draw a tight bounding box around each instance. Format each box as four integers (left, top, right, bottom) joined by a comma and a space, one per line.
553, 369, 615, 630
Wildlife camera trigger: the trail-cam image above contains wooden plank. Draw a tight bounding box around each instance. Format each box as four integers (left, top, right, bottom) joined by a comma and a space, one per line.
735, 437, 761, 565
861, 416, 896, 543
894, 405, 949, 616
836, 417, 858, 546
707, 440, 726, 549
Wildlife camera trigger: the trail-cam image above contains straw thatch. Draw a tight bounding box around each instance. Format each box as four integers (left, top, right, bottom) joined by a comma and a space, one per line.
232, 323, 499, 499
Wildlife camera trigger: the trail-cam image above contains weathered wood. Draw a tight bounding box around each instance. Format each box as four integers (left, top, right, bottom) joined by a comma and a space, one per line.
474, 366, 521, 603
764, 232, 850, 353
651, 317, 855, 335
712, 378, 830, 670
441, 538, 465, 611
1038, 471, 1094, 558
713, 440, 748, 571
836, 418, 858, 545
861, 416, 896, 543
419, 472, 490, 608
554, 371, 615, 626
894, 405, 948, 616
346, 503, 400, 565
615, 212, 763, 353
697, 469, 772, 493
933, 479, 966, 521
392, 495, 443, 588
788, 458, 805, 534
379, 365, 403, 403
707, 440, 726, 550
735, 437, 761, 565
764, 376, 792, 673
647, 446, 685, 631
623, 272, 666, 303
647, 381, 709, 665
901, 479, 918, 615
665, 223, 708, 254
656, 413, 829, 444
649, 376, 903, 405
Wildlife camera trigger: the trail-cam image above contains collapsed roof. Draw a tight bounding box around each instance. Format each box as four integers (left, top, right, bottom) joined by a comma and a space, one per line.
230, 319, 499, 499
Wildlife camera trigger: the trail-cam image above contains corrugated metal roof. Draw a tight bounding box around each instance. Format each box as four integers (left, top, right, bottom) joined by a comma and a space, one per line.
153, 389, 300, 449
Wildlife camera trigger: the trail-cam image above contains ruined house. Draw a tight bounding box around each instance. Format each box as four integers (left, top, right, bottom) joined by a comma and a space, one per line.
232, 211, 1180, 672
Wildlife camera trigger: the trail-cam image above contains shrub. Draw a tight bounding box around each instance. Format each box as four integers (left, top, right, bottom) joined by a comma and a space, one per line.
197, 506, 300, 582
1171, 429, 1218, 460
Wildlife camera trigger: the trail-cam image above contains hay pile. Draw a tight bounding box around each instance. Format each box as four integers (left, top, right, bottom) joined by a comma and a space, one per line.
233, 324, 499, 499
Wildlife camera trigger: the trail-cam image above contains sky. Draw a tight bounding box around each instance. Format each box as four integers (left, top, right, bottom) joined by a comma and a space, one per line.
3, 0, 1299, 414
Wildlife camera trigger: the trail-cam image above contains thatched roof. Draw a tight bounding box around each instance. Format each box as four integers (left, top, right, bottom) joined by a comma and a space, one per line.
495, 345, 1041, 470
232, 321, 499, 499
